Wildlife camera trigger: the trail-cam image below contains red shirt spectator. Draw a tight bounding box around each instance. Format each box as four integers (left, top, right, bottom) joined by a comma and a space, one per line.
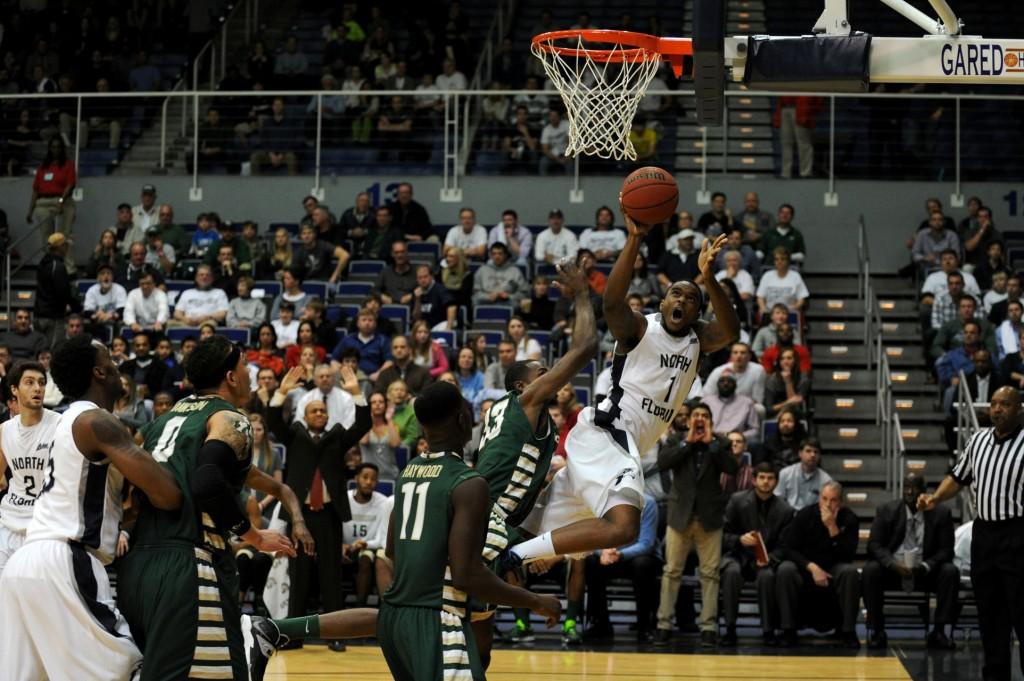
761, 342, 812, 374
32, 155, 76, 197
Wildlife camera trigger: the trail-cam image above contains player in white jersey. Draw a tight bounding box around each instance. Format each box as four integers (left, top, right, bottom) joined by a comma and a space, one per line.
0, 335, 183, 681
0, 360, 60, 573
510, 207, 740, 566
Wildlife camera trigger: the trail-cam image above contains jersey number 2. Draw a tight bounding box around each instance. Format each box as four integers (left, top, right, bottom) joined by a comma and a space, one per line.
151, 416, 188, 463
399, 481, 430, 541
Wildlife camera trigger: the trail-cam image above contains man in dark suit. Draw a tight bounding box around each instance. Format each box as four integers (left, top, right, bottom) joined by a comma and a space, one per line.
654, 403, 738, 647
720, 462, 795, 646
863, 473, 959, 650
267, 365, 371, 651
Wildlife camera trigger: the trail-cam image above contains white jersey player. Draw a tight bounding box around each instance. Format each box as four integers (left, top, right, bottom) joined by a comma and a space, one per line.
510, 214, 740, 565
0, 336, 182, 681
0, 360, 60, 573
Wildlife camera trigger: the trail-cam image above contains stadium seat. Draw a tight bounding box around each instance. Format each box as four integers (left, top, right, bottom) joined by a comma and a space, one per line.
269, 222, 299, 235
349, 260, 385, 283
77, 279, 97, 295
474, 306, 513, 323
336, 281, 373, 297
575, 386, 592, 406
380, 305, 410, 334
301, 282, 329, 300
252, 280, 282, 298
395, 446, 410, 470
431, 329, 457, 348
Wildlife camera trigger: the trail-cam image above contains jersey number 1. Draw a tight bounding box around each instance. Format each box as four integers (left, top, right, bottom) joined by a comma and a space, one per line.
399, 481, 430, 541
664, 374, 678, 402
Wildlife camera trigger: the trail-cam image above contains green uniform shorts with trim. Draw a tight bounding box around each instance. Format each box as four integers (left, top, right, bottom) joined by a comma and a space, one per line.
378, 601, 484, 681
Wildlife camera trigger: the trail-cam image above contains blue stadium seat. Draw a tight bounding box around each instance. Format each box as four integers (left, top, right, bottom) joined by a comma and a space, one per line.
301, 282, 329, 300
349, 260, 385, 278
252, 280, 282, 298
337, 281, 373, 297
575, 386, 592, 406
269, 222, 299, 235
395, 446, 410, 471
762, 419, 778, 442
408, 241, 441, 261
380, 305, 409, 334
477, 330, 503, 346
77, 279, 97, 295
474, 305, 513, 323
431, 329, 457, 348
528, 329, 551, 349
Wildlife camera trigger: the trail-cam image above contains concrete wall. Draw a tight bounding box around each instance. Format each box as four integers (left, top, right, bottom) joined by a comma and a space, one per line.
1, 173, 1017, 273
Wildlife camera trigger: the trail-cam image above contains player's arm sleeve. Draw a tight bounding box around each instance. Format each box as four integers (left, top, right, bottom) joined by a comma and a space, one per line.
191, 439, 252, 537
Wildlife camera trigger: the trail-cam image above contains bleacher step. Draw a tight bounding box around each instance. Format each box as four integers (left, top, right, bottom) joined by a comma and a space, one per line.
818, 423, 947, 451
807, 319, 920, 343
815, 394, 943, 422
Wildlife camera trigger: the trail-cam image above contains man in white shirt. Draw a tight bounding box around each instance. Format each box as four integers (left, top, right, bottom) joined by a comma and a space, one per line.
125, 183, 159, 249
443, 207, 488, 260
343, 463, 392, 606
172, 264, 229, 326
488, 209, 533, 266
122, 270, 169, 332
83, 263, 127, 332
539, 109, 570, 175
756, 248, 810, 314
775, 440, 834, 510
716, 250, 755, 301
703, 342, 767, 406
435, 58, 467, 90
995, 300, 1024, 362
579, 206, 627, 262
534, 209, 579, 264
920, 249, 981, 300
294, 364, 356, 429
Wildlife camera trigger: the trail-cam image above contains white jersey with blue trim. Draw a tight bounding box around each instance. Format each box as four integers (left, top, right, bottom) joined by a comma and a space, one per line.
595, 312, 701, 455
0, 408, 60, 533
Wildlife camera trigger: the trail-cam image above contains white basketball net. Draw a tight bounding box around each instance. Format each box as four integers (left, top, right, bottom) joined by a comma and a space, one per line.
532, 35, 662, 161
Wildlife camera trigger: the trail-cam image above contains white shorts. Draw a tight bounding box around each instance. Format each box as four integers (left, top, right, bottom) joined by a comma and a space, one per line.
0, 523, 25, 574
0, 539, 142, 681
520, 407, 645, 537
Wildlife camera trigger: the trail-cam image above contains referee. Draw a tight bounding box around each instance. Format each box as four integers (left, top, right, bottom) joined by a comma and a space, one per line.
919, 385, 1024, 681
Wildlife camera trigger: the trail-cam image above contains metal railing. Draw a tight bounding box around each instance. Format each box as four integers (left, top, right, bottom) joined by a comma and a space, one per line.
877, 345, 897, 491
3, 227, 48, 323
955, 368, 982, 520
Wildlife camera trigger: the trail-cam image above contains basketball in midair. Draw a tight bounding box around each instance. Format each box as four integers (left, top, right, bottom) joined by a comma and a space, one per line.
620, 166, 679, 226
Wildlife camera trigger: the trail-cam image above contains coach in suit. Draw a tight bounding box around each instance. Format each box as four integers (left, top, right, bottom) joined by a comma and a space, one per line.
720, 462, 795, 646
268, 365, 371, 647
863, 473, 958, 650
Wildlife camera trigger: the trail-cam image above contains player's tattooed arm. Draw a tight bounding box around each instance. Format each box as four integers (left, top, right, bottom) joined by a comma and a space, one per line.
206, 410, 255, 462
76, 410, 183, 511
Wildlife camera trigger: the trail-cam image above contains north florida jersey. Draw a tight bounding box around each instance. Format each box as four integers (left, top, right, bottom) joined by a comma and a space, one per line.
133, 395, 241, 554
26, 401, 126, 565
0, 409, 60, 533
597, 313, 701, 455
344, 489, 391, 550
475, 391, 557, 527
383, 452, 479, 617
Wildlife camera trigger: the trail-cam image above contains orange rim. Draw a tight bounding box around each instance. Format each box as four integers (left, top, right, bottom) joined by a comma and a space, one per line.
531, 29, 692, 63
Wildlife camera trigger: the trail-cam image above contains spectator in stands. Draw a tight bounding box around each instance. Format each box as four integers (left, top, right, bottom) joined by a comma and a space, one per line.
246, 324, 285, 376
127, 184, 160, 246
441, 248, 473, 312
108, 201, 137, 250
943, 349, 1006, 434
197, 106, 233, 171
454, 346, 485, 408
932, 296, 996, 360
360, 206, 402, 261
760, 323, 812, 374
507, 315, 542, 361
913, 211, 961, 276
721, 431, 755, 495
173, 265, 228, 327
584, 492, 661, 644
763, 347, 812, 418
374, 334, 430, 396
143, 226, 176, 276
703, 374, 761, 444
534, 209, 579, 264
628, 118, 658, 162
296, 223, 349, 284
267, 227, 294, 279
961, 205, 1002, 270
935, 320, 990, 391
776, 480, 860, 648
123, 271, 168, 333
0, 310, 46, 360
657, 229, 700, 291
374, 240, 416, 305
226, 275, 266, 330
310, 205, 342, 246
553, 383, 584, 459
703, 342, 767, 405
386, 60, 414, 91
79, 77, 122, 152
35, 233, 79, 349
272, 301, 300, 348
410, 320, 449, 378
435, 57, 467, 91
539, 109, 571, 175
488, 209, 533, 267
579, 206, 626, 263
473, 242, 528, 308
988, 273, 1021, 326
995, 300, 1024, 362
930, 272, 977, 334
863, 473, 958, 650
388, 182, 434, 243
484, 340, 517, 390
269, 268, 310, 321
113, 374, 148, 432
757, 204, 806, 265
189, 212, 220, 259
715, 228, 760, 276
737, 191, 773, 246
251, 97, 298, 175
273, 35, 308, 78
983, 268, 1009, 317
341, 192, 373, 252
627, 254, 661, 307
774, 96, 822, 178
444, 208, 488, 260
751, 304, 789, 357
502, 105, 540, 169
756, 248, 809, 314
360, 392, 402, 481
1000, 327, 1024, 389
720, 462, 794, 646
284, 320, 327, 370
27, 136, 77, 273
294, 364, 357, 430
153, 204, 188, 258
716, 250, 756, 303
974, 242, 1008, 295
698, 191, 733, 237
88, 229, 124, 277
333, 308, 391, 383
350, 293, 397, 338
120, 332, 166, 399
84, 263, 126, 334
386, 379, 420, 446
654, 403, 737, 646
775, 438, 832, 510
412, 264, 456, 330
377, 95, 414, 158
204, 220, 252, 273
921, 249, 981, 304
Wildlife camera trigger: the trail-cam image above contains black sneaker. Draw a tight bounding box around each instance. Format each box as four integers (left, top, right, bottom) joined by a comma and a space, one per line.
840, 632, 861, 650
762, 631, 778, 647
501, 622, 535, 643
720, 626, 738, 647
241, 614, 281, 681
583, 622, 614, 642
867, 631, 888, 650
653, 629, 673, 646
700, 630, 718, 648
779, 629, 798, 648
927, 630, 956, 650
328, 640, 347, 652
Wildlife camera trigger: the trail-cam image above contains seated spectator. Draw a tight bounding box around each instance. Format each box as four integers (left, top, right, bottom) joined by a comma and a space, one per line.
435, 58, 467, 90
539, 109, 571, 175
387, 183, 435, 244
764, 348, 812, 418
271, 301, 299, 349
996, 300, 1024, 362
273, 36, 309, 78
227, 276, 267, 329
1000, 328, 1024, 389
349, 293, 397, 338
776, 481, 860, 648
583, 492, 661, 644
702, 374, 761, 445
720, 463, 795, 646
374, 335, 430, 396
760, 323, 812, 374
246, 323, 286, 376
144, 227, 176, 276
377, 95, 414, 158
409, 320, 450, 378
444, 208, 488, 260
359, 206, 403, 261
412, 264, 456, 330
627, 254, 662, 307
930, 272, 980, 334
80, 78, 122, 151
454, 346, 485, 407
360, 393, 403, 481
83, 264, 127, 333
507, 315, 542, 361
246, 366, 280, 418
737, 191, 773, 246
474, 242, 528, 308
88, 229, 124, 277
717, 250, 755, 302
333, 308, 392, 382
534, 209, 578, 265
335, 346, 372, 396
197, 107, 234, 172
188, 212, 221, 259
386, 379, 420, 446
153, 204, 189, 259
580, 206, 626, 263
657, 229, 701, 291
756, 248, 809, 315
502, 105, 540, 168
250, 97, 298, 175
520, 276, 557, 330
484, 340, 517, 390
153, 391, 175, 419
340, 192, 374, 253
757, 204, 806, 264
118, 242, 163, 291
173, 265, 229, 327
284, 320, 328, 369
932, 297, 996, 360
271, 268, 312, 320
294, 364, 357, 429
210, 242, 240, 299
988, 273, 1021, 326
752, 304, 789, 357
578, 249, 608, 295
775, 438, 832, 509
374, 240, 416, 305
960, 205, 1002, 271
110, 337, 130, 368
704, 342, 766, 406
307, 204, 343, 246
341, 462, 391, 607
913, 210, 961, 276
720, 431, 755, 496
975, 243, 1008, 294
296, 223, 349, 283
204, 220, 253, 272
628, 118, 658, 161
302, 298, 338, 353
441, 248, 473, 312
935, 320, 989, 389
920, 249, 981, 304
123, 271, 169, 332
269, 227, 295, 277
983, 269, 1009, 317
698, 191, 734, 237
119, 332, 167, 399
488, 210, 533, 267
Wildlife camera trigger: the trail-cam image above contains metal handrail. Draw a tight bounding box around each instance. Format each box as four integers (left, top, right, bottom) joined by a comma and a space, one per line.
891, 411, 906, 493
954, 369, 981, 520
4, 225, 49, 329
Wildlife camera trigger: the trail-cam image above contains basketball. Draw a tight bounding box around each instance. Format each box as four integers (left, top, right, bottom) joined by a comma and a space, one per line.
620, 166, 679, 225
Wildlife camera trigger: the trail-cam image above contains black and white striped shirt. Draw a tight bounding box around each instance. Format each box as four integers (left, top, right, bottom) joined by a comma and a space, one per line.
952, 426, 1024, 521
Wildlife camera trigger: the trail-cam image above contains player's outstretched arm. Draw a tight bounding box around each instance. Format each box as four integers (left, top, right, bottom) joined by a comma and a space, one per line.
246, 466, 316, 556
520, 259, 598, 411
694, 234, 741, 353
449, 477, 561, 626
75, 410, 182, 511
604, 201, 651, 352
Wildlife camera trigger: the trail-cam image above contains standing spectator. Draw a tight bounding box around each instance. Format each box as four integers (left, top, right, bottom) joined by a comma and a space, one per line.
360, 393, 403, 481
961, 205, 1003, 270
752, 304, 791, 357
27, 136, 76, 273
773, 96, 823, 178
703, 343, 767, 406
172, 265, 229, 327
484, 340, 517, 390
698, 192, 734, 237
473, 242, 528, 308
764, 348, 812, 418
579, 206, 627, 263
441, 248, 473, 312
296, 223, 350, 283
756, 248, 809, 314
759, 323, 812, 374
35, 233, 80, 349
123, 271, 168, 332
757, 204, 806, 264
387, 183, 434, 243
777, 481, 861, 648
719, 463, 795, 646
374, 335, 431, 396
251, 97, 298, 175
409, 320, 450, 378
129, 183, 160, 245
273, 36, 309, 78
294, 364, 358, 430
444, 208, 488, 260
654, 404, 738, 646
83, 263, 127, 334
488, 209, 533, 267
374, 240, 416, 305
88, 229, 124, 277
412, 264, 457, 330
227, 276, 267, 328
539, 109, 570, 175
0, 310, 47, 360
736, 191, 773, 246
913, 211, 962, 276
332, 309, 392, 382
775, 439, 833, 510
360, 206, 402, 261
534, 209, 579, 264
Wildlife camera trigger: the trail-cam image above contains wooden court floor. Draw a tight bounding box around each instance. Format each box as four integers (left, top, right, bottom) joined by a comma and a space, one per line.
266, 646, 912, 680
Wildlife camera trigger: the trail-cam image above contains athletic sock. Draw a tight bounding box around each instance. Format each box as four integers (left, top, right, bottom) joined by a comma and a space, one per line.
565, 600, 582, 627
509, 532, 556, 562
272, 615, 321, 643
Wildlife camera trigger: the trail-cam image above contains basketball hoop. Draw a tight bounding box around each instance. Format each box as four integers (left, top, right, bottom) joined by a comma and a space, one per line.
531, 29, 692, 161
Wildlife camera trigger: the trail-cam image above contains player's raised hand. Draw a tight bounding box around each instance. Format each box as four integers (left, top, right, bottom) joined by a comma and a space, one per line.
278, 365, 306, 394
619, 193, 653, 237
553, 257, 587, 297
697, 234, 728, 278
532, 593, 562, 628
250, 528, 297, 557
339, 365, 361, 396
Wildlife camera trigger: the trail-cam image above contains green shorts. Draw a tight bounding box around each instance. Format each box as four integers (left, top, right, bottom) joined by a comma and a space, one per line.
117, 543, 243, 681
378, 601, 484, 681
